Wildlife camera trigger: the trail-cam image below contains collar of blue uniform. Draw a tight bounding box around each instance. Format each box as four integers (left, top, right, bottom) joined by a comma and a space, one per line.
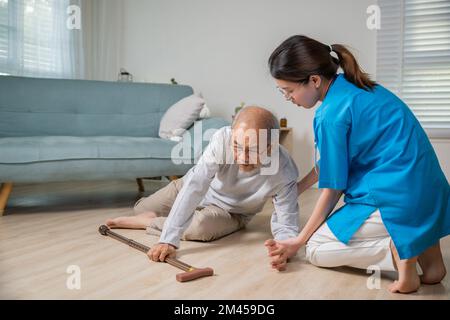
315, 73, 342, 116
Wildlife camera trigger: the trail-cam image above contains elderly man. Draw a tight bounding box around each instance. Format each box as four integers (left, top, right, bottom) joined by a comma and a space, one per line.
106, 106, 300, 266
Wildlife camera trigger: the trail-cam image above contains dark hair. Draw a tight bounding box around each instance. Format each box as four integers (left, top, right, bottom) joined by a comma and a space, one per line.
268, 35, 376, 90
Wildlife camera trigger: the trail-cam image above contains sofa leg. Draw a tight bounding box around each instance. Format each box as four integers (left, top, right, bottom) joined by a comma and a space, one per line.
0, 182, 13, 216
136, 178, 145, 193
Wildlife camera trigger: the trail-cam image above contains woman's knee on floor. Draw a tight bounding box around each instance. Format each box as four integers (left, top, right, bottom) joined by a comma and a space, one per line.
305, 223, 340, 267
305, 234, 340, 268
305, 241, 324, 267
306, 242, 340, 268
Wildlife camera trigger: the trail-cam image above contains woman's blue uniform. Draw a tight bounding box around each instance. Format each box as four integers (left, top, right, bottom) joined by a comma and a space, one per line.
314, 73, 450, 259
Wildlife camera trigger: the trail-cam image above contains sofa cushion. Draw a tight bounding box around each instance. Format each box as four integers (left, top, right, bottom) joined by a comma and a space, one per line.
0, 136, 191, 164
159, 93, 206, 140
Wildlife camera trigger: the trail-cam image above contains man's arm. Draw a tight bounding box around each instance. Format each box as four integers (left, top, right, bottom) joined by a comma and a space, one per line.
270, 180, 300, 242
158, 158, 218, 248
149, 163, 217, 262
148, 129, 227, 262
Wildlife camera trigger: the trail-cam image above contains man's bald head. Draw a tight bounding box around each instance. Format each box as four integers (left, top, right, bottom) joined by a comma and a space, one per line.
231, 106, 280, 172
232, 106, 280, 134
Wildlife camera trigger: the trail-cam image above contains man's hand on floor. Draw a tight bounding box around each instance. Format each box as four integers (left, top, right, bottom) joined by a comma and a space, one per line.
148, 243, 176, 262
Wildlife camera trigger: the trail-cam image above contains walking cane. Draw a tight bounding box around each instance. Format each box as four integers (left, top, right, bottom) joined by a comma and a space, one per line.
98, 225, 214, 282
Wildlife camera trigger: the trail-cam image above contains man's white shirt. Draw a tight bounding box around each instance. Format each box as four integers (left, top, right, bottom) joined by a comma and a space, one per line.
159, 126, 300, 248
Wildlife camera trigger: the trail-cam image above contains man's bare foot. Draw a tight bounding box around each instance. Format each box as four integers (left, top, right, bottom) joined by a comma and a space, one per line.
388, 240, 420, 294
418, 242, 447, 285
105, 211, 157, 229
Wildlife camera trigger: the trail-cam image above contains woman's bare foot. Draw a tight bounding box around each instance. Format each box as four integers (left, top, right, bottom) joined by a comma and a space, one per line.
106, 211, 157, 229
388, 240, 420, 294
418, 242, 447, 285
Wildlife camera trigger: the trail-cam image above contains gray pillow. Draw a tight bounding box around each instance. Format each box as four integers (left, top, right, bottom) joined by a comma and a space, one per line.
159, 93, 206, 140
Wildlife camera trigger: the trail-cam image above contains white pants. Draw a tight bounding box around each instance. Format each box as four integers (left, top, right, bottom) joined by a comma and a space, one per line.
306, 210, 397, 272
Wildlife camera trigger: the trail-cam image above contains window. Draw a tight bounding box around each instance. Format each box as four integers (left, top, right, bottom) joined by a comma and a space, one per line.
0, 0, 82, 78
377, 0, 450, 137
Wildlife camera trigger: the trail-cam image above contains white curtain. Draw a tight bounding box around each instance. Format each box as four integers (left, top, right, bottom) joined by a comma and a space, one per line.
81, 0, 123, 81
0, 0, 84, 78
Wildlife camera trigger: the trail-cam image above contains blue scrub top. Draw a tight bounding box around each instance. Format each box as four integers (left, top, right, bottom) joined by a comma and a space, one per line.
314, 73, 450, 259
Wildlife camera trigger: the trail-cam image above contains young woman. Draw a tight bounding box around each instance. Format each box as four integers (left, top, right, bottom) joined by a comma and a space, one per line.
265, 35, 450, 294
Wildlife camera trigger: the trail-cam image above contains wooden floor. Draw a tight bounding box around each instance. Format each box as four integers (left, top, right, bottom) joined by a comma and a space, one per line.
0, 179, 449, 300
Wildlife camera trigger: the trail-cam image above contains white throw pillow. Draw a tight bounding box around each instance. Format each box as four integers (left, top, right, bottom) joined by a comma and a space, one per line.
199, 104, 211, 119
159, 93, 206, 140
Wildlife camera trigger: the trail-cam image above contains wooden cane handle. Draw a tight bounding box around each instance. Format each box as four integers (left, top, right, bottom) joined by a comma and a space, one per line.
175, 267, 214, 282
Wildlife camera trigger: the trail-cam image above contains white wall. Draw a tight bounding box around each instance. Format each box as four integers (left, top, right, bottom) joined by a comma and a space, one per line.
120, 0, 450, 181
432, 139, 450, 180
120, 0, 377, 178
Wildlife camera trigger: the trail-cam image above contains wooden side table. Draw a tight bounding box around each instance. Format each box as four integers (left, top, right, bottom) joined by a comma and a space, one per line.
279, 127, 293, 155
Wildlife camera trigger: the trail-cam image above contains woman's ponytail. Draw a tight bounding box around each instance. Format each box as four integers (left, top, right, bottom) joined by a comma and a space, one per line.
331, 44, 376, 90
269, 35, 376, 91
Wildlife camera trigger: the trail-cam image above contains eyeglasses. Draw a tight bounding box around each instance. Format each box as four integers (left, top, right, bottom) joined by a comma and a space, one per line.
233, 144, 272, 158
277, 79, 308, 100
278, 87, 295, 100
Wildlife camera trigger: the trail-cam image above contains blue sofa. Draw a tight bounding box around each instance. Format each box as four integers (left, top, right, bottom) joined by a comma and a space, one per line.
0, 76, 229, 214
